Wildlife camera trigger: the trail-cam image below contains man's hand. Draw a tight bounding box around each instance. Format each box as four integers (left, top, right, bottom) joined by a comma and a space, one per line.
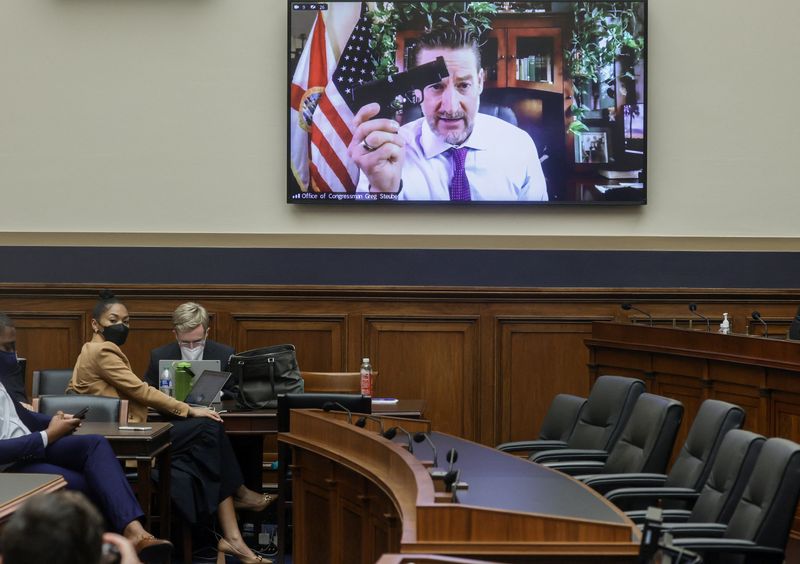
45, 411, 81, 444
347, 102, 405, 193
188, 406, 223, 422
102, 532, 142, 564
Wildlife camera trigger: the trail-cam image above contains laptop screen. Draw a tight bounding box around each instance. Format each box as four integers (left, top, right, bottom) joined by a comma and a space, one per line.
184, 370, 231, 406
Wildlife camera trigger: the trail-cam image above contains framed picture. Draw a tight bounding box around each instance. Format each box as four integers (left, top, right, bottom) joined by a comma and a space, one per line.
575, 130, 610, 164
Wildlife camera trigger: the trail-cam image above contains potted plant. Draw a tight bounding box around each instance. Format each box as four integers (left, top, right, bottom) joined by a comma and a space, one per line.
565, 1, 644, 134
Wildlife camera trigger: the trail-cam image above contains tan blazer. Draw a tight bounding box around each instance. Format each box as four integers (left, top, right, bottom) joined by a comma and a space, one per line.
69, 341, 189, 423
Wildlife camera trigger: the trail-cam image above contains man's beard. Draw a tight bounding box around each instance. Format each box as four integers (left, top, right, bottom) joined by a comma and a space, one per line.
428, 111, 474, 145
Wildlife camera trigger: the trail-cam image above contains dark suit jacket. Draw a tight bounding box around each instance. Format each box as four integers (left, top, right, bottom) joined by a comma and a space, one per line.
144, 339, 235, 390
0, 399, 52, 466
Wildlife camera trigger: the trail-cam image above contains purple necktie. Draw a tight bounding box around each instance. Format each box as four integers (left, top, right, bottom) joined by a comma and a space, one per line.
448, 147, 471, 201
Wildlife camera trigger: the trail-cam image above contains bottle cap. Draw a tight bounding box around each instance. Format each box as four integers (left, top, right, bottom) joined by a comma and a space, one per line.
362, 357, 369, 363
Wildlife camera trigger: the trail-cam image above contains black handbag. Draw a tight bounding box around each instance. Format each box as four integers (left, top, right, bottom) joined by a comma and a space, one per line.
230, 344, 304, 409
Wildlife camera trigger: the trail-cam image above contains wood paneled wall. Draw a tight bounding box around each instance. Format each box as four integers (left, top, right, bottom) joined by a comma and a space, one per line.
2, 284, 799, 446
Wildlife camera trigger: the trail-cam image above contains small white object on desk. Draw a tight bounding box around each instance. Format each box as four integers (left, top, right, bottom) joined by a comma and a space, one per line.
719, 312, 731, 335
371, 398, 399, 405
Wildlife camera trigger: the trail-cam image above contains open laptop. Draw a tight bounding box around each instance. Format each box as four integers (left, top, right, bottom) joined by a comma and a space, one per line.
158, 359, 221, 386
184, 370, 232, 407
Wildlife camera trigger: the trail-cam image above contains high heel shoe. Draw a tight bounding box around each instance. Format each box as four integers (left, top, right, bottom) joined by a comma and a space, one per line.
216, 537, 271, 564
233, 492, 276, 513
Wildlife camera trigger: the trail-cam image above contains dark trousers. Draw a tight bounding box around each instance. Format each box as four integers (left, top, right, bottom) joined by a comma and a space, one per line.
166, 418, 244, 523
11, 434, 144, 533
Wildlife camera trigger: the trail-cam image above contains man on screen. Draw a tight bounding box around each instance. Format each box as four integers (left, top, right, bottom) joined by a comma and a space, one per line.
349, 29, 548, 202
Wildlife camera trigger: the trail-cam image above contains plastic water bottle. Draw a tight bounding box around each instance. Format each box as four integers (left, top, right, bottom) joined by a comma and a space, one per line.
719, 312, 731, 335
360, 357, 373, 396
159, 368, 174, 397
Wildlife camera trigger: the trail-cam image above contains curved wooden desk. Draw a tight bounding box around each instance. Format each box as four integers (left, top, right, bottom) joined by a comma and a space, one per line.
279, 410, 639, 563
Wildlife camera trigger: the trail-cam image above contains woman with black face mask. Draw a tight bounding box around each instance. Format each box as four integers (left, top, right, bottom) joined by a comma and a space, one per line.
68, 291, 270, 564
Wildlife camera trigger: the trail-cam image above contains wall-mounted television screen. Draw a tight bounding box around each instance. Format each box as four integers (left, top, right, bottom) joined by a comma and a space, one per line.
288, 1, 646, 205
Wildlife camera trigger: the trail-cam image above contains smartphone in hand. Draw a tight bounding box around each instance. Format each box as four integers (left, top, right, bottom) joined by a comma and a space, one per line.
73, 406, 90, 420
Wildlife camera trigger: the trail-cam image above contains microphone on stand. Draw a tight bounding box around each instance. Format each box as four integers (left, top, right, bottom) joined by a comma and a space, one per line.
355, 414, 385, 435
413, 432, 447, 478
688, 303, 711, 332
445, 448, 458, 471
440, 448, 458, 489
751, 311, 769, 337
322, 401, 353, 424
382, 426, 414, 453
444, 468, 460, 494
621, 303, 653, 326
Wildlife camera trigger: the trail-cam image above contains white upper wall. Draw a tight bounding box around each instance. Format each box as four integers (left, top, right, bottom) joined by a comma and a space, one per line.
0, 0, 798, 245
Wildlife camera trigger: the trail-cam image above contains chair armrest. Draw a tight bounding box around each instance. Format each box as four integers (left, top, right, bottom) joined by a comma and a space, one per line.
605, 486, 698, 512
542, 461, 605, 476
496, 440, 567, 454
626, 508, 692, 524
579, 474, 668, 495
670, 538, 785, 563
661, 522, 727, 538
587, 473, 668, 491
530, 448, 608, 464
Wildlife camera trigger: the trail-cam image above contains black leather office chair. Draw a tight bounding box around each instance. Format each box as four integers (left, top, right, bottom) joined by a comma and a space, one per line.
31, 369, 73, 397
35, 394, 125, 423
539, 394, 684, 492
594, 399, 745, 511
496, 393, 586, 453
503, 376, 645, 460
616, 429, 765, 527
668, 437, 800, 563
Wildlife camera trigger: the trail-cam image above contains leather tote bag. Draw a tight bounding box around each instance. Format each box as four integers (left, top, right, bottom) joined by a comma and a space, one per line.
230, 344, 303, 409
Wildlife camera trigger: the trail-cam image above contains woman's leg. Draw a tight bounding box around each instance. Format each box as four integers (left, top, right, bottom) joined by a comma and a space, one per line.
217, 496, 257, 559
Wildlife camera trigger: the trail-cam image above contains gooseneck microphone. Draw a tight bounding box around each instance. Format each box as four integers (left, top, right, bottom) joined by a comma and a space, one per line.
445, 448, 458, 471
688, 303, 710, 332
322, 401, 353, 424
412, 432, 439, 468
443, 449, 460, 493
382, 426, 414, 453
355, 414, 385, 435
751, 311, 769, 337
621, 303, 653, 326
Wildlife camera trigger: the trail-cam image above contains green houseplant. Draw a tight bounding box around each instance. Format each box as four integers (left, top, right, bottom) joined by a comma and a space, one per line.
565, 1, 644, 134
369, 2, 498, 79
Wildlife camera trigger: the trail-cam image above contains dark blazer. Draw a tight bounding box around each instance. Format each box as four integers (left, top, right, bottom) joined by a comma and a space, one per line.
0, 399, 52, 466
144, 339, 235, 389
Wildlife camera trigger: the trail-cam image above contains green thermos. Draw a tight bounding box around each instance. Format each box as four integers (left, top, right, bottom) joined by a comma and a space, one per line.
174, 362, 193, 402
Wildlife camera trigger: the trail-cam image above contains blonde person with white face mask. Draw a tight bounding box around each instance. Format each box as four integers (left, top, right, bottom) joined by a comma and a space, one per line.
143, 302, 235, 393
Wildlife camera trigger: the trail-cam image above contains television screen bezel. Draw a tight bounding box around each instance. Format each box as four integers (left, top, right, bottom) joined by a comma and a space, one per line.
286, 0, 648, 207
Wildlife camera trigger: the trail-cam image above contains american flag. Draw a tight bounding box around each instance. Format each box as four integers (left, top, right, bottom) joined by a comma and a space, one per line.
309, 4, 376, 193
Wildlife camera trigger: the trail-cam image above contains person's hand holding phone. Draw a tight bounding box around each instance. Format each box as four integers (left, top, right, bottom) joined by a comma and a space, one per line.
46, 410, 81, 444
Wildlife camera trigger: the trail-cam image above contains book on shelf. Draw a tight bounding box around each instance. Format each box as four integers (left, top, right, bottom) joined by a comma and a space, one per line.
516, 54, 552, 83
598, 169, 642, 179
